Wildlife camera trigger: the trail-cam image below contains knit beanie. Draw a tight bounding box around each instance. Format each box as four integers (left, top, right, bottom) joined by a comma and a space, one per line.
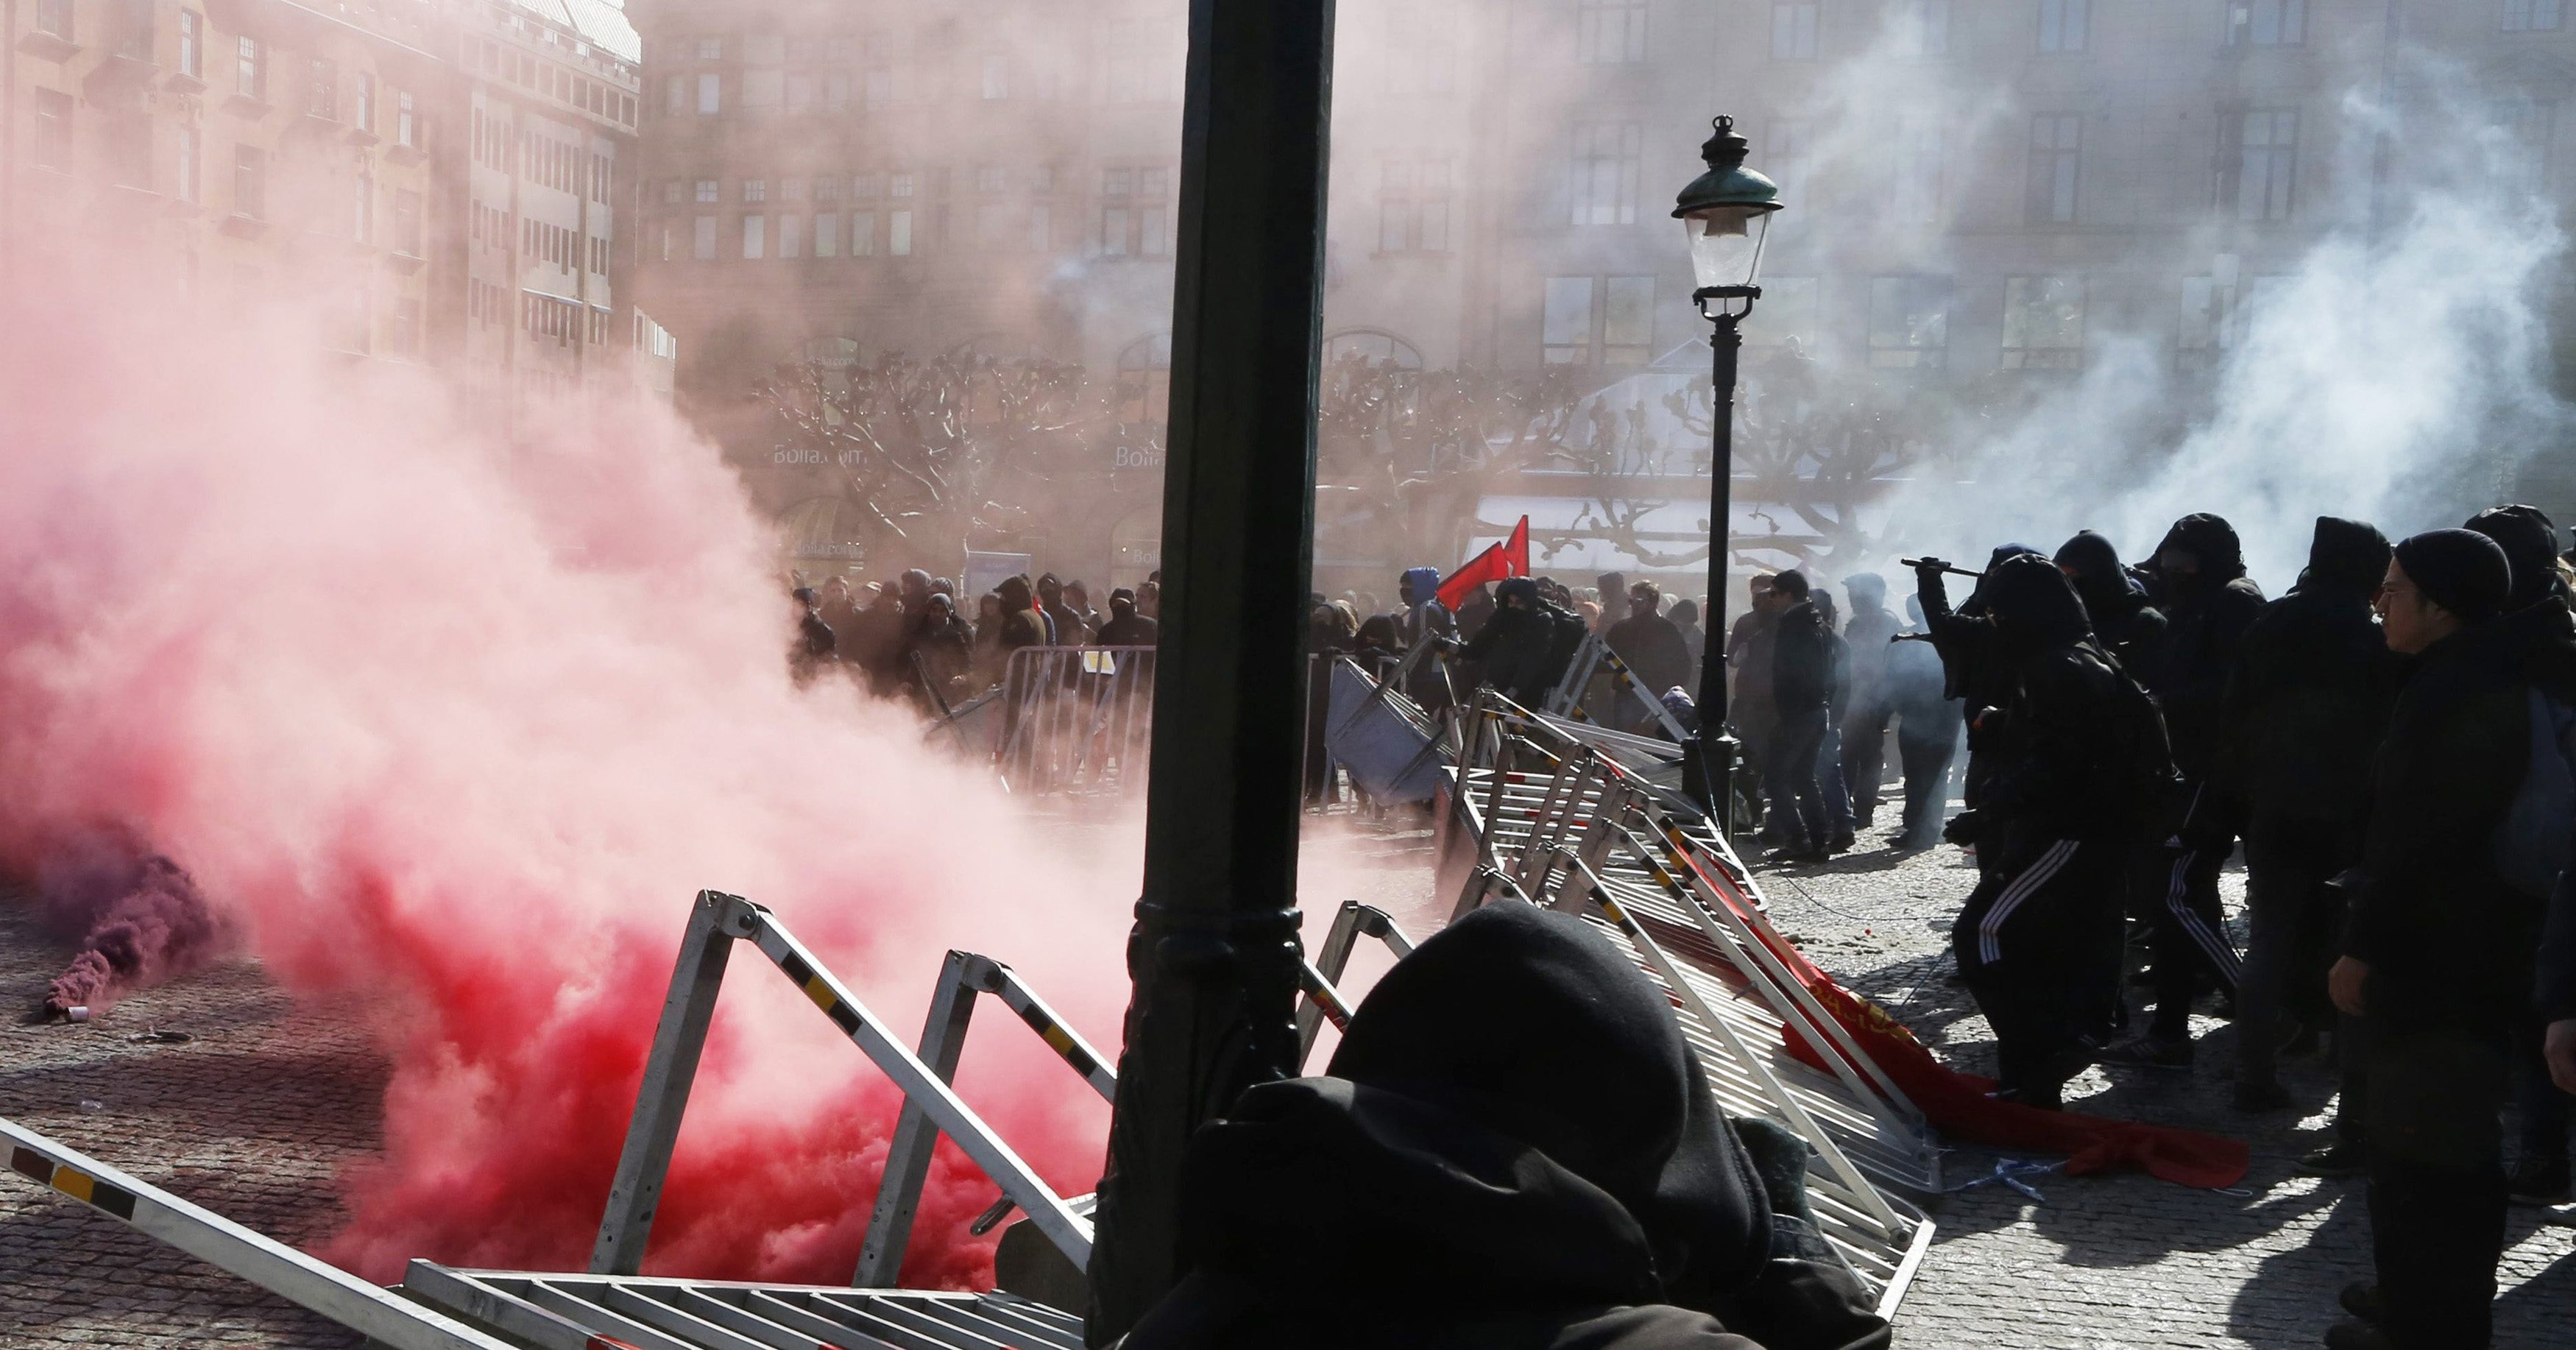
2393, 529, 2513, 623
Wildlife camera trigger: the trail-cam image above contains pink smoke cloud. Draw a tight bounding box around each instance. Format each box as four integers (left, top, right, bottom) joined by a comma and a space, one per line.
0, 252, 1136, 1287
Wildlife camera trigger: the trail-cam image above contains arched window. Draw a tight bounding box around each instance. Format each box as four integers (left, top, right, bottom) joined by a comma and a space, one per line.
1322, 328, 1424, 370
779, 496, 862, 562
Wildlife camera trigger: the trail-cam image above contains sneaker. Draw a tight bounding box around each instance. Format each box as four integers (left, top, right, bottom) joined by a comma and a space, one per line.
2338, 1282, 2385, 1324
2508, 1155, 2570, 1206
2232, 1079, 2294, 1114
2298, 1142, 2368, 1178
2099, 1033, 2194, 1070
1828, 830, 1857, 853
2321, 1318, 2397, 1350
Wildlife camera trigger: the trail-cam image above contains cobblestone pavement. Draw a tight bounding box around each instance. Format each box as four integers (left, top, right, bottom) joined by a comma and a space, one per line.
1, 813, 2571, 1348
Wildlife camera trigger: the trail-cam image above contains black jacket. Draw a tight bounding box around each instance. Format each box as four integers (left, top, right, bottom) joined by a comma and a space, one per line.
2346, 599, 2576, 1031
1771, 602, 1833, 717
1465, 591, 1585, 706
1607, 613, 1696, 700
2053, 531, 2167, 678
1094, 612, 1158, 646
1916, 545, 2043, 718
1967, 556, 2133, 847
2136, 515, 2265, 778
2216, 517, 2396, 828
1123, 903, 1888, 1350
2541, 866, 2576, 1023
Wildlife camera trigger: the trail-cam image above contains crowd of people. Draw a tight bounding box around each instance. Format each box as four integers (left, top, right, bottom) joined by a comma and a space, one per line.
785, 568, 1161, 707
790, 504, 2576, 1346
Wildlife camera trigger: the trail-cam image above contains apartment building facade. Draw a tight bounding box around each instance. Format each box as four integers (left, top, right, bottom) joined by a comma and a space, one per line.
0, 0, 672, 401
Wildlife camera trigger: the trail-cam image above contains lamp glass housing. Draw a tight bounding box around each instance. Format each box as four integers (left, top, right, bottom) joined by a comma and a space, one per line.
1686, 206, 1772, 293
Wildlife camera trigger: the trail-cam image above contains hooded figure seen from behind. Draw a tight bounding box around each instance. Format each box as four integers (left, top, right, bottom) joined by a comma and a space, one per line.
1123, 901, 1889, 1350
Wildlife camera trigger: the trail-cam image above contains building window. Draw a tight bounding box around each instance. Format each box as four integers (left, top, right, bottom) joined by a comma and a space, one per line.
696, 36, 723, 60
35, 0, 72, 40
780, 214, 804, 258
308, 59, 338, 119
106, 110, 149, 185
815, 211, 840, 257
815, 175, 843, 202
392, 300, 420, 358
2179, 262, 2242, 367
1577, 1, 1647, 63
353, 173, 372, 241
982, 53, 1009, 99
1897, 0, 1950, 55
355, 72, 375, 134
2000, 276, 2085, 369
180, 10, 202, 78
743, 178, 767, 203
1568, 122, 1641, 225
233, 143, 265, 218
113, 0, 149, 60
863, 34, 893, 108
741, 214, 765, 258
1867, 275, 1950, 368
2027, 113, 2081, 223
1378, 158, 1451, 252
1893, 119, 1944, 223
665, 74, 687, 114
396, 90, 414, 146
693, 215, 717, 258
32, 89, 71, 171
1097, 166, 1170, 256
1603, 276, 1655, 364
1384, 1, 1458, 94
238, 36, 263, 100
1772, 1, 1819, 59
394, 188, 420, 255
1541, 278, 1594, 364
1761, 119, 1809, 202
2038, 0, 2088, 52
695, 178, 718, 203
178, 124, 199, 202
697, 72, 721, 114
974, 166, 1007, 194
2506, 0, 2568, 30
743, 68, 782, 108
2230, 0, 2307, 44
1746, 276, 1819, 349
2221, 107, 2297, 220
888, 209, 912, 255
974, 202, 1010, 246
1100, 20, 1180, 102
852, 211, 877, 255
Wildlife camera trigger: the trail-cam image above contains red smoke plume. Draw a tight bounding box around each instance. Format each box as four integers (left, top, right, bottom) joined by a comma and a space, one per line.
32, 827, 223, 1015
0, 258, 1133, 1287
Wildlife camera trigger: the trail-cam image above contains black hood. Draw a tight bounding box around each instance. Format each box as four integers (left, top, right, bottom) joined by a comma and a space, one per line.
2152, 513, 2248, 584
1960, 543, 2044, 617
1981, 553, 2094, 648
1774, 598, 1823, 640
2052, 531, 2130, 592
1175, 902, 1772, 1321
2301, 516, 2392, 599
2466, 504, 2569, 612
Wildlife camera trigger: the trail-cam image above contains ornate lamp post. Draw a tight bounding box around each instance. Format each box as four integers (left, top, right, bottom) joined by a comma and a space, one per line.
1673, 115, 1782, 831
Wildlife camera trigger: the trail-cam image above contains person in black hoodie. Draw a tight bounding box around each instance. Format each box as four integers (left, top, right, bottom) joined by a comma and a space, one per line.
2108, 513, 2265, 1069
2463, 504, 2576, 1206
2323, 529, 2576, 1350
2216, 518, 2399, 1116
1462, 577, 1585, 707
1122, 901, 1889, 1350
1917, 543, 2045, 831
1767, 570, 1836, 862
1925, 554, 2138, 1108
2052, 531, 2166, 675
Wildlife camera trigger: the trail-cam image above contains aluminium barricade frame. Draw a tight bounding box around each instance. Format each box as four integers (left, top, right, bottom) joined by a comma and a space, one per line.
592, 891, 1101, 1283
991, 644, 1156, 796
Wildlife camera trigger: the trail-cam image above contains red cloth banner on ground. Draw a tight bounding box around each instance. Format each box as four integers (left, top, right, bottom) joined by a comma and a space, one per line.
1435, 517, 1531, 611
1682, 847, 2251, 1190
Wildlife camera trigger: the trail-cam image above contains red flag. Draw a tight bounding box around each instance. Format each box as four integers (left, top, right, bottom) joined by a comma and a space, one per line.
1435, 517, 1532, 610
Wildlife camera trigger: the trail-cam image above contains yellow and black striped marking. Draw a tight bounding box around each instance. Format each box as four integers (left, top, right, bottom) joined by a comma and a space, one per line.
777, 953, 863, 1038
9, 1147, 137, 1220
1008, 1000, 1101, 1081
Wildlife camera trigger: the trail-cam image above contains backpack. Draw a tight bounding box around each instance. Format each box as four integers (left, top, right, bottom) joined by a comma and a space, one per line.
2492, 688, 2576, 898
2099, 647, 2182, 814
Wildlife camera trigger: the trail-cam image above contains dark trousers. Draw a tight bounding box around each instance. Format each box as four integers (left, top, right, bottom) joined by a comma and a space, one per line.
2515, 1012, 2572, 1164
1956, 836, 2117, 1092
2149, 814, 2243, 1038
2236, 816, 2356, 1086
1841, 699, 1892, 824
1893, 713, 1958, 844
1768, 707, 1830, 848
2367, 1025, 2513, 1348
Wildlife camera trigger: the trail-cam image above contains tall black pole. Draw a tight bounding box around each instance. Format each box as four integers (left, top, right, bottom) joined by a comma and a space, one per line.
1686, 312, 1744, 827
1083, 1, 1334, 1343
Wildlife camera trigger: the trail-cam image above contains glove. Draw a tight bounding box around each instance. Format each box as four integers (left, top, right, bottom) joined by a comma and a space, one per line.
1942, 808, 1984, 847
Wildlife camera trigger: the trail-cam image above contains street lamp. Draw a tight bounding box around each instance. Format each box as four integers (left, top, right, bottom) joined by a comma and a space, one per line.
1674, 114, 1782, 834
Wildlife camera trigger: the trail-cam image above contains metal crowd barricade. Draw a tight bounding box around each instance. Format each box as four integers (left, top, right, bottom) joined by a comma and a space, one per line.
592, 892, 1097, 1282
1544, 632, 1694, 744
1295, 901, 1420, 1063
854, 950, 1117, 1287
1439, 693, 1938, 1320
992, 645, 1156, 796
1323, 656, 1450, 805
